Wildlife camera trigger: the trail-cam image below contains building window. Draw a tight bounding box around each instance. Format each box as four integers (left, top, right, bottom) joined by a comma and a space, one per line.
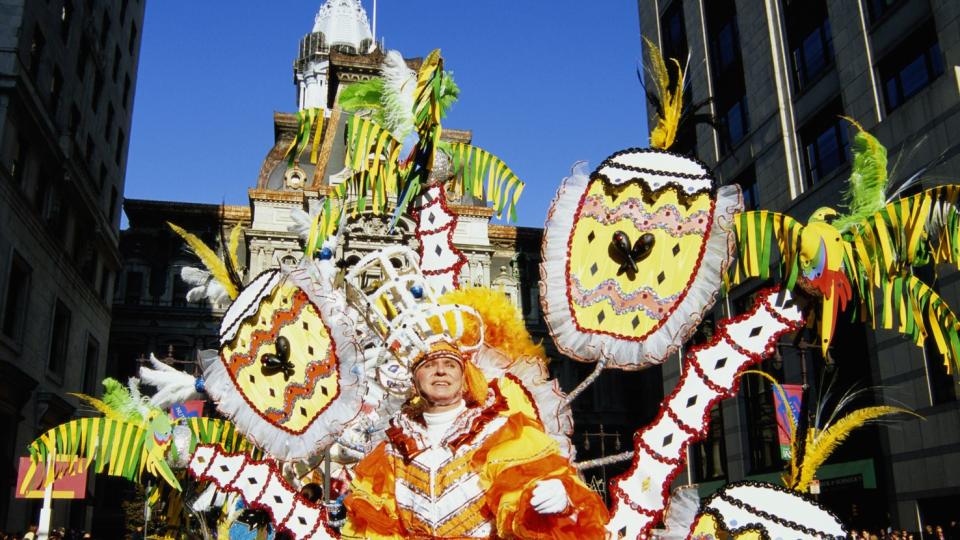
75, 39, 89, 79
112, 45, 121, 81
912, 264, 959, 404
99, 11, 110, 49
1, 252, 31, 343
660, 1, 687, 63
82, 335, 99, 395
800, 99, 848, 187
693, 403, 727, 481
730, 165, 759, 211
128, 22, 138, 55
29, 26, 45, 82
707, 0, 748, 154
100, 269, 111, 303
743, 356, 785, 473
85, 134, 94, 164
878, 20, 944, 112
123, 75, 131, 109
115, 129, 125, 166
48, 299, 72, 377
105, 103, 115, 142
60, 1, 73, 41
68, 103, 80, 136
91, 71, 103, 112
785, 0, 834, 92
172, 270, 191, 307
719, 98, 749, 149
10, 136, 29, 187
50, 67, 63, 115
108, 186, 118, 225
124, 270, 143, 304
866, 0, 903, 24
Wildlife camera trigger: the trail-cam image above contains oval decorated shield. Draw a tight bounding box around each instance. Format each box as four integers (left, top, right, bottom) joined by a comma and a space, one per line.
541, 149, 742, 369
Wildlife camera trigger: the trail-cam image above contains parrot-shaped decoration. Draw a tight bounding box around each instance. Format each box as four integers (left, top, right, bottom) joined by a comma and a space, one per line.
733, 117, 960, 374
22, 377, 259, 494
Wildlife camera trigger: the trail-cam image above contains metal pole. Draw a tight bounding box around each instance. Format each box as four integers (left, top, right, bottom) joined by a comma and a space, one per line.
323, 448, 331, 504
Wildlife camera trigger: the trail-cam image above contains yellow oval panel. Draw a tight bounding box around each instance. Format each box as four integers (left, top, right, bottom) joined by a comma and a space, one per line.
566, 179, 714, 340
220, 283, 339, 435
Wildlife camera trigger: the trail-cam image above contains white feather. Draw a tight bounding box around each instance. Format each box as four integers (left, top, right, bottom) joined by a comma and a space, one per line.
381, 50, 416, 140
180, 266, 210, 286
191, 483, 219, 512
288, 208, 317, 241
180, 266, 230, 305
139, 354, 203, 409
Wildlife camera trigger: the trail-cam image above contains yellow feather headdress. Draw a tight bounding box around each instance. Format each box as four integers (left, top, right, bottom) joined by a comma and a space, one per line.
167, 221, 243, 300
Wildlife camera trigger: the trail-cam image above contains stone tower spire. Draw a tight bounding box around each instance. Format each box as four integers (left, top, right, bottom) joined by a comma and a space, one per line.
294, 0, 374, 110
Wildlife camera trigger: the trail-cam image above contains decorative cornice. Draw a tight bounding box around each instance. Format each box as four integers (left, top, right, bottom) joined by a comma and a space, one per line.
448, 202, 494, 218
123, 199, 251, 224
248, 188, 306, 203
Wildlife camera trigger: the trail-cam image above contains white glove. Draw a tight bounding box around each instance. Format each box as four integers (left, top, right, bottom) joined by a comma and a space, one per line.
530, 478, 569, 515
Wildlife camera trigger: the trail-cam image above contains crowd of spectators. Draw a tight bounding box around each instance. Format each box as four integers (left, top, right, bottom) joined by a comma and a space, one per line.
850, 521, 959, 540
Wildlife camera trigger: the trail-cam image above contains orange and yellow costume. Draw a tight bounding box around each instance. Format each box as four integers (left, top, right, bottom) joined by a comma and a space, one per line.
341, 380, 609, 539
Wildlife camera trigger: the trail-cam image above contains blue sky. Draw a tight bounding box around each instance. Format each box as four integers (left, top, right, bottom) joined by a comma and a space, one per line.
124, 1, 649, 229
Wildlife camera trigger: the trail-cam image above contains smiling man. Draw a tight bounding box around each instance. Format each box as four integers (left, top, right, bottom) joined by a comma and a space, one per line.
341, 340, 609, 539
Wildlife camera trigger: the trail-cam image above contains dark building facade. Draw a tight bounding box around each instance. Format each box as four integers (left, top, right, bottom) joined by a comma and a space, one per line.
640, 0, 960, 533
0, 0, 145, 532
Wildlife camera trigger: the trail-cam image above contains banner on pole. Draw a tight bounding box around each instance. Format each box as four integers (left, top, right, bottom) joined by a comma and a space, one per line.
15, 457, 87, 499
773, 383, 803, 460
170, 400, 204, 419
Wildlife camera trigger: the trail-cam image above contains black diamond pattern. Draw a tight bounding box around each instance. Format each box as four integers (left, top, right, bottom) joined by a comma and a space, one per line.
321, 386, 328, 396
597, 310, 606, 324
657, 271, 666, 284
248, 374, 255, 383
686, 395, 697, 407
269, 388, 275, 398
590, 263, 598, 275
714, 357, 727, 369
302, 321, 309, 330
672, 243, 681, 256
428, 212, 436, 224
274, 495, 283, 504
300, 407, 307, 417
662, 434, 673, 446
247, 476, 258, 485
749, 327, 762, 337
631, 315, 640, 329
308, 346, 314, 355
298, 517, 307, 525
435, 245, 443, 256
587, 231, 596, 243
220, 465, 229, 472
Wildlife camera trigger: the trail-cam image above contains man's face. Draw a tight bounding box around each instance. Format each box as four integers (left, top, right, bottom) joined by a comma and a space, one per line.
413, 355, 464, 407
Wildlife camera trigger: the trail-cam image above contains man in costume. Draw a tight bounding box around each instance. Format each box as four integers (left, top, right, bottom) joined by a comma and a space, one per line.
341, 340, 609, 539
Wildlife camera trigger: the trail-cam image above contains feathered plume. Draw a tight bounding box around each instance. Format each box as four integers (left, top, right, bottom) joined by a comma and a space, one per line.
380, 50, 417, 141
180, 266, 230, 305
833, 117, 889, 233
643, 37, 686, 150
139, 353, 203, 409
776, 380, 921, 492
167, 222, 240, 300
